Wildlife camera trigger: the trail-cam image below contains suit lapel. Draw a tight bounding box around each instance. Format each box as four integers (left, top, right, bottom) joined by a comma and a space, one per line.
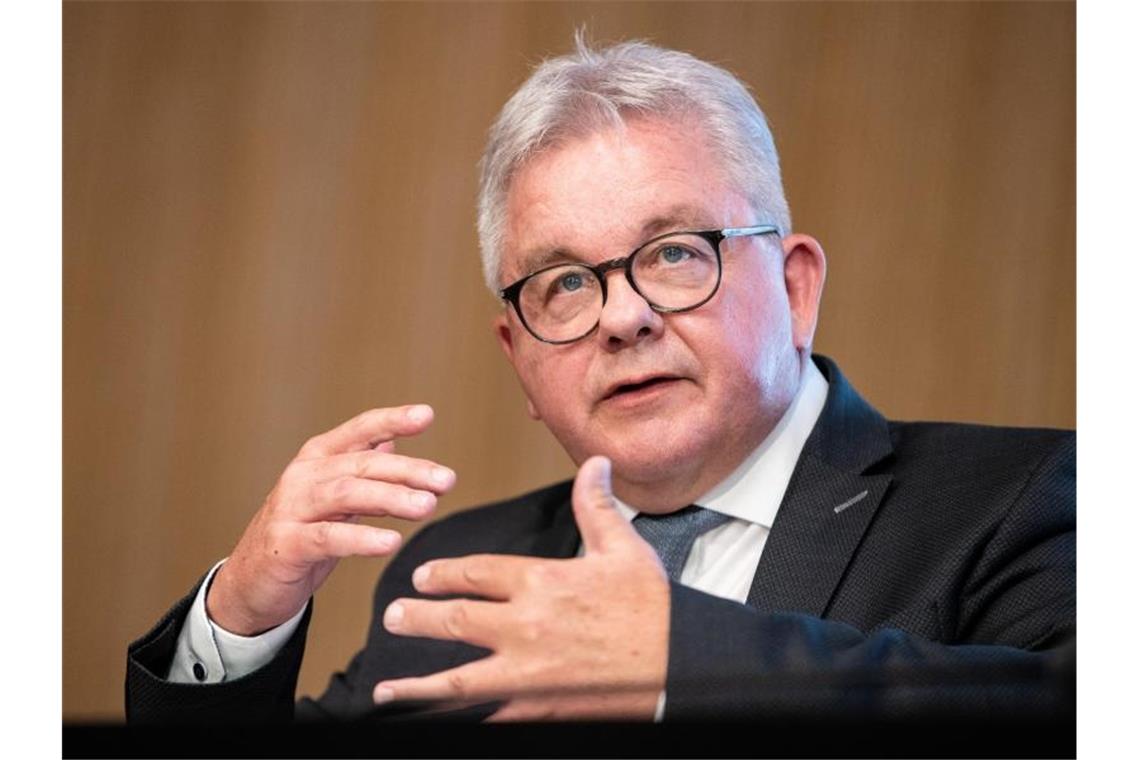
746, 356, 894, 616
745, 457, 891, 614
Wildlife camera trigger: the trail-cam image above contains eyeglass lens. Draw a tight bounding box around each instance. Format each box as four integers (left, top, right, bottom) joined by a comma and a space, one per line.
517, 233, 720, 343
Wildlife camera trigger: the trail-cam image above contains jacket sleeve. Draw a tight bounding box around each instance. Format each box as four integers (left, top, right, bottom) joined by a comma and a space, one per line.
125, 576, 312, 724
663, 433, 1075, 721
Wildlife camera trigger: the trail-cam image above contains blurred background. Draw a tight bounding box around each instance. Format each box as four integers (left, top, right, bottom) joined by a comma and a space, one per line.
63, 1, 1074, 719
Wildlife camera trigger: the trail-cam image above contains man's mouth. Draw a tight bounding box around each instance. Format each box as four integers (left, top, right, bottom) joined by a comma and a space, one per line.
602, 375, 682, 401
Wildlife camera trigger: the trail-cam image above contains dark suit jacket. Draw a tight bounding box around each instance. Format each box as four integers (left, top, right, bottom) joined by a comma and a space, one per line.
126, 356, 1075, 724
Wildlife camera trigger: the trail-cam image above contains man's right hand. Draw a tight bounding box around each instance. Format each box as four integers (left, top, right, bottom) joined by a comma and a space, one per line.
206, 405, 455, 636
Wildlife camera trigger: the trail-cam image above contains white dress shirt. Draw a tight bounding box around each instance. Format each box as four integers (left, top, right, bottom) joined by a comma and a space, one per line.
170, 357, 830, 698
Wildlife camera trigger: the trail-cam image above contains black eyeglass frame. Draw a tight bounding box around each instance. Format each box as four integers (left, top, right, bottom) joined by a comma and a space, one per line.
498, 224, 781, 344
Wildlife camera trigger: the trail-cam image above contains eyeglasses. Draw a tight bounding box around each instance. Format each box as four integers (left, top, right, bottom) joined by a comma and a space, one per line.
499, 225, 780, 344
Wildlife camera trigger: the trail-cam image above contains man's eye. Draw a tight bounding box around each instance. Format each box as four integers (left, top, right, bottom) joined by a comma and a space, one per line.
557, 272, 584, 292
658, 245, 693, 264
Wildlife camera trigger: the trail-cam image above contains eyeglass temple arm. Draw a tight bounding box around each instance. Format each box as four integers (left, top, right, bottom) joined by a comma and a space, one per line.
721, 224, 781, 238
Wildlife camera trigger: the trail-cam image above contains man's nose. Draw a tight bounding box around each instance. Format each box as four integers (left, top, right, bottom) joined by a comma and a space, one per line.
596, 272, 664, 349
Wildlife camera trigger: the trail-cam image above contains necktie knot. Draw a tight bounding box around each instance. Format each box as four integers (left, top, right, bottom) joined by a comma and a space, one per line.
632, 505, 732, 581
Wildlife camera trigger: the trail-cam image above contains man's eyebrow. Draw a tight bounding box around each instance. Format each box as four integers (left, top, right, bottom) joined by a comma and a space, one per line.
516, 246, 582, 278
513, 206, 716, 279
639, 206, 716, 238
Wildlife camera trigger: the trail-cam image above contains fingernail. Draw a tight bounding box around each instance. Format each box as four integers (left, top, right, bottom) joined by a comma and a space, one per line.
384, 601, 404, 630
407, 405, 431, 423
410, 491, 433, 510
430, 467, 454, 486
373, 685, 394, 705
412, 563, 432, 589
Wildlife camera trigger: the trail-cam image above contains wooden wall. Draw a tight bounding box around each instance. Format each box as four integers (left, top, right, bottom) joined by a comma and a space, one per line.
63, 1, 1074, 719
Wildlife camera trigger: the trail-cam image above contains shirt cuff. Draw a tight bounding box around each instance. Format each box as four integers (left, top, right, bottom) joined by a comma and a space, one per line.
655, 690, 667, 722
167, 558, 307, 684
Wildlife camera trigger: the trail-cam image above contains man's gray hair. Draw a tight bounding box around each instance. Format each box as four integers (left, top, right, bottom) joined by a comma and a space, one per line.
476, 33, 792, 292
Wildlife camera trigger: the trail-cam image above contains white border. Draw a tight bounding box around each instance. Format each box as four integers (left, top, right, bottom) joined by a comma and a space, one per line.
2, 1, 62, 756
1078, 0, 1139, 757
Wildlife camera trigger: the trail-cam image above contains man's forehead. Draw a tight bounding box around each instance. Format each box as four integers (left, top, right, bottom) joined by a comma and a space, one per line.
496, 116, 747, 282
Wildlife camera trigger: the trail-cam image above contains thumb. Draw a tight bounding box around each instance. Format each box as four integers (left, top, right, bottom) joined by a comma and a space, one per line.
572, 455, 633, 555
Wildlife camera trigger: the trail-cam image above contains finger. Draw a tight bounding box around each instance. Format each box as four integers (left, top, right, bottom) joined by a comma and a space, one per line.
485, 697, 609, 722
310, 477, 439, 521
383, 697, 491, 718
410, 554, 540, 599
290, 521, 402, 563
486, 700, 555, 722
298, 405, 434, 459
487, 691, 659, 722
303, 450, 456, 494
373, 657, 507, 706
571, 455, 629, 555
382, 597, 502, 648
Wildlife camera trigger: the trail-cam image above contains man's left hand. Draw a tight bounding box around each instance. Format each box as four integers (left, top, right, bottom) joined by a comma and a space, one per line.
371, 455, 669, 721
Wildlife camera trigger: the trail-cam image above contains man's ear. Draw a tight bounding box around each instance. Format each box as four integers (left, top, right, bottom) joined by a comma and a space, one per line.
493, 312, 542, 420
781, 233, 827, 352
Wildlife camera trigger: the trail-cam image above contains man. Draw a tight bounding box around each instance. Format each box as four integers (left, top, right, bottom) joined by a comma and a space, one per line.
126, 38, 1074, 725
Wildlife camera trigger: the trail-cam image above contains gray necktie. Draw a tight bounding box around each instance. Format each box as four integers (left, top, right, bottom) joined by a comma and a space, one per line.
632, 505, 732, 580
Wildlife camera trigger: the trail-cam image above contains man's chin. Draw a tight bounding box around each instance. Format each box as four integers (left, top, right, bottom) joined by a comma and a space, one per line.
597, 436, 707, 492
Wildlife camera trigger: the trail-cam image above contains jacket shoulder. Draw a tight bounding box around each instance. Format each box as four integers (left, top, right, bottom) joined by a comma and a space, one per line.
886, 420, 1074, 476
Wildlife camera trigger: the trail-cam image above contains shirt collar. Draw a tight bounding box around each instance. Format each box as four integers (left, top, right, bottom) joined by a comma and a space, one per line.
613, 355, 829, 528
